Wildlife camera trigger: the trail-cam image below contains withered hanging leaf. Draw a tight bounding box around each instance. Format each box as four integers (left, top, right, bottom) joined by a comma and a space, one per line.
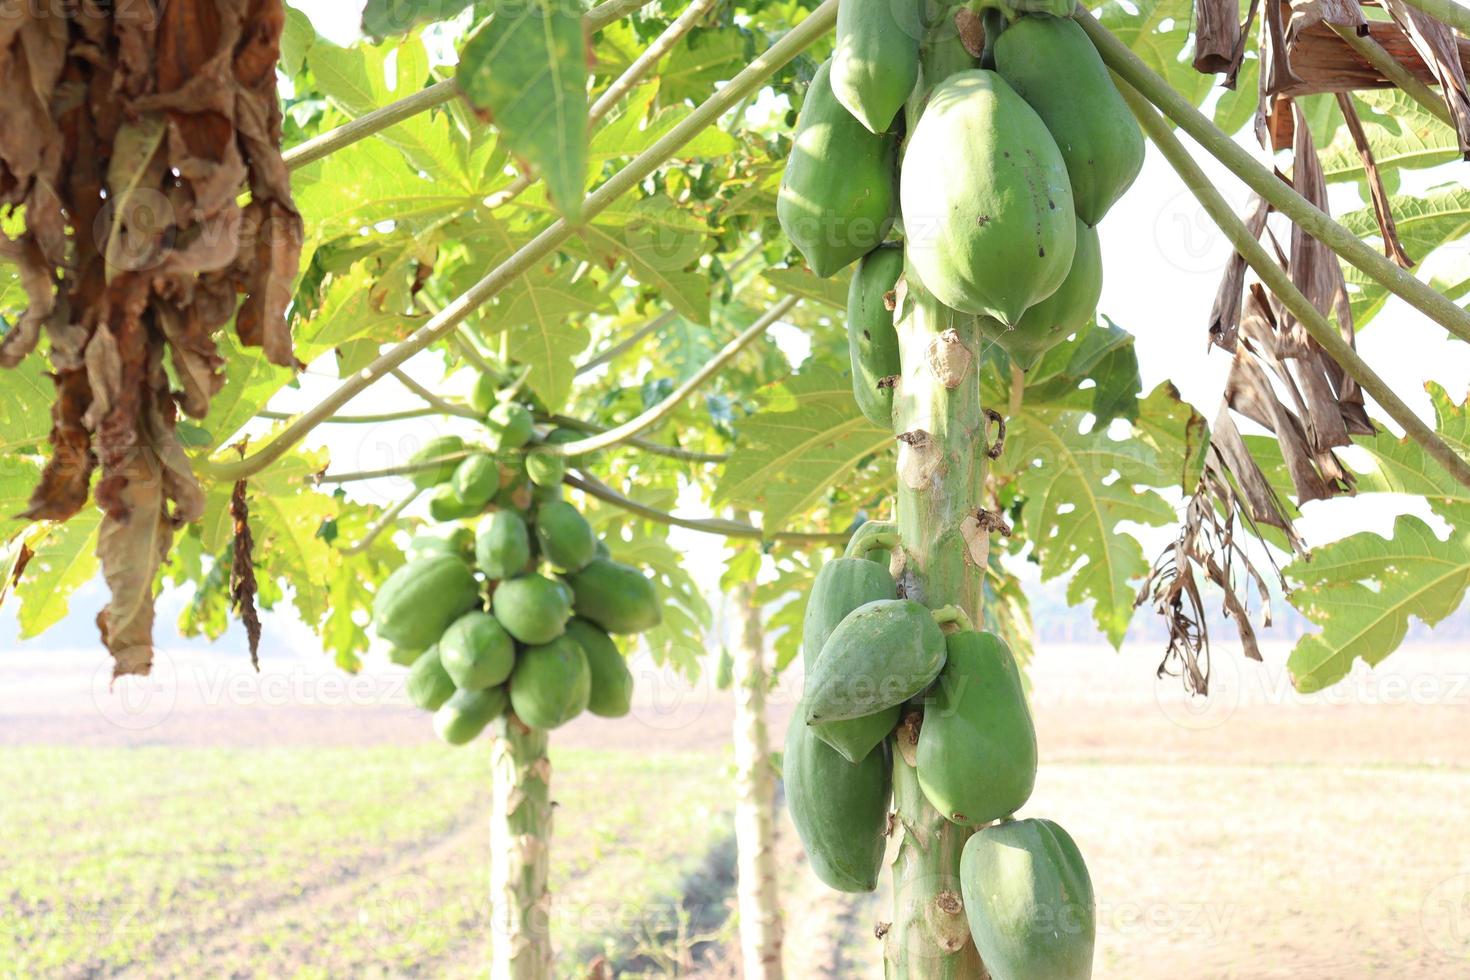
1207, 194, 1271, 352
1193, 0, 1260, 82
1334, 92, 1415, 269
229, 478, 262, 670
0, 0, 301, 675
1383, 0, 1470, 158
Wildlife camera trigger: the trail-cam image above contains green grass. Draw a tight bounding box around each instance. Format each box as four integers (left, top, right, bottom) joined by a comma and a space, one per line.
0, 745, 735, 978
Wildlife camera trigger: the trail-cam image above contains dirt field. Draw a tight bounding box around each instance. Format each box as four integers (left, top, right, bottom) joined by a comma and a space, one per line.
2, 641, 1467, 978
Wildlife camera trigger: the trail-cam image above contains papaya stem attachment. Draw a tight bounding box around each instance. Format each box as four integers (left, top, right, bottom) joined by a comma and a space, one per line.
844, 520, 900, 558
930, 605, 975, 633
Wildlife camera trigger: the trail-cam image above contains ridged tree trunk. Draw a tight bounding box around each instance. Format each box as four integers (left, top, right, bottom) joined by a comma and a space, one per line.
883, 32, 995, 980
730, 544, 785, 979
883, 285, 990, 980
490, 717, 553, 980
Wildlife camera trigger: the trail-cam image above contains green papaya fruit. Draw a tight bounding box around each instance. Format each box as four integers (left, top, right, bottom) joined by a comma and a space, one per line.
534, 500, 597, 572
406, 647, 456, 711
777, 60, 898, 278
804, 599, 946, 724
428, 484, 480, 523
986, 217, 1101, 370
900, 70, 1075, 326
509, 635, 591, 729
811, 705, 899, 766
593, 537, 611, 560
373, 554, 480, 651
438, 611, 516, 691
714, 647, 734, 691
525, 448, 566, 488
387, 644, 426, 667
486, 402, 534, 451
475, 510, 532, 580
960, 818, 1096, 980
492, 471, 534, 514
409, 435, 466, 489
531, 480, 563, 505
564, 558, 661, 634
407, 527, 475, 562
451, 453, 501, 507
830, 0, 920, 134
565, 617, 633, 718
784, 713, 890, 892
434, 686, 508, 745
995, 15, 1144, 227
846, 244, 904, 428
469, 371, 500, 416
916, 630, 1036, 826
544, 427, 593, 466
493, 573, 572, 644
801, 527, 899, 670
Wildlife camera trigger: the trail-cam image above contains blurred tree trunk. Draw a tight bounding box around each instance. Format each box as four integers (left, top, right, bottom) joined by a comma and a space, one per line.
490, 717, 552, 979
730, 543, 784, 980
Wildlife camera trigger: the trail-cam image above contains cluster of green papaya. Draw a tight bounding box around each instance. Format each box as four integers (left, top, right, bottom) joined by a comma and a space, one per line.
777, 9, 1142, 390
779, 11, 1118, 975
786, 520, 1093, 978
372, 390, 661, 747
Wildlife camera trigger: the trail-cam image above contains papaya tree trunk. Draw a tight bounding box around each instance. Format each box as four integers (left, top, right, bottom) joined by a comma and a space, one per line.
730, 557, 785, 979
883, 284, 990, 980
490, 716, 553, 979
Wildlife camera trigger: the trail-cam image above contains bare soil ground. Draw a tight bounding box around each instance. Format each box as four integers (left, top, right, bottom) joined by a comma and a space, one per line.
3, 641, 1467, 978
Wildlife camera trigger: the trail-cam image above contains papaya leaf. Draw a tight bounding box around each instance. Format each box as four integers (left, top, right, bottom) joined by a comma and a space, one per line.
589, 86, 739, 163
1007, 390, 1181, 646
714, 361, 893, 532
1353, 383, 1470, 520
307, 36, 466, 185
1320, 90, 1462, 183
1098, 0, 1213, 110
458, 0, 588, 221
1340, 188, 1470, 327
657, 28, 751, 105
0, 457, 40, 543
15, 508, 101, 639
1285, 513, 1470, 693
0, 355, 52, 452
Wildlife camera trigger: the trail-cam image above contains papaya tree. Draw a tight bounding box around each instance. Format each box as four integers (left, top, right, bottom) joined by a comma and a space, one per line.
4, 0, 1470, 977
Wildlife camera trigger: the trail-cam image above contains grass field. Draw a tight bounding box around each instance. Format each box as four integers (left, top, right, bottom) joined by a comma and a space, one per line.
0, 746, 738, 979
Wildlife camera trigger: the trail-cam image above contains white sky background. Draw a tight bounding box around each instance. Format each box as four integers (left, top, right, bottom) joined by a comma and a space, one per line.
7, 3, 1468, 657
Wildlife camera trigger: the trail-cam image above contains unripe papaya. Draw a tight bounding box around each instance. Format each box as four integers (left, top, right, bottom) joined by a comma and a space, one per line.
387, 644, 426, 667
960, 818, 1096, 980
804, 599, 946, 724
373, 554, 480, 651
406, 647, 456, 711
492, 573, 572, 645
831, 0, 920, 134
429, 484, 480, 523
564, 558, 661, 634
469, 372, 500, 416
475, 510, 532, 580
995, 15, 1144, 227
510, 635, 591, 730
534, 500, 597, 572
801, 526, 899, 670
408, 527, 475, 562
846, 245, 903, 428
987, 217, 1101, 370
434, 686, 507, 745
916, 630, 1037, 826
486, 402, 534, 451
438, 611, 516, 691
409, 435, 466, 489
900, 70, 1075, 326
565, 617, 633, 718
777, 60, 898, 278
784, 713, 890, 892
452, 453, 501, 508
525, 447, 566, 488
